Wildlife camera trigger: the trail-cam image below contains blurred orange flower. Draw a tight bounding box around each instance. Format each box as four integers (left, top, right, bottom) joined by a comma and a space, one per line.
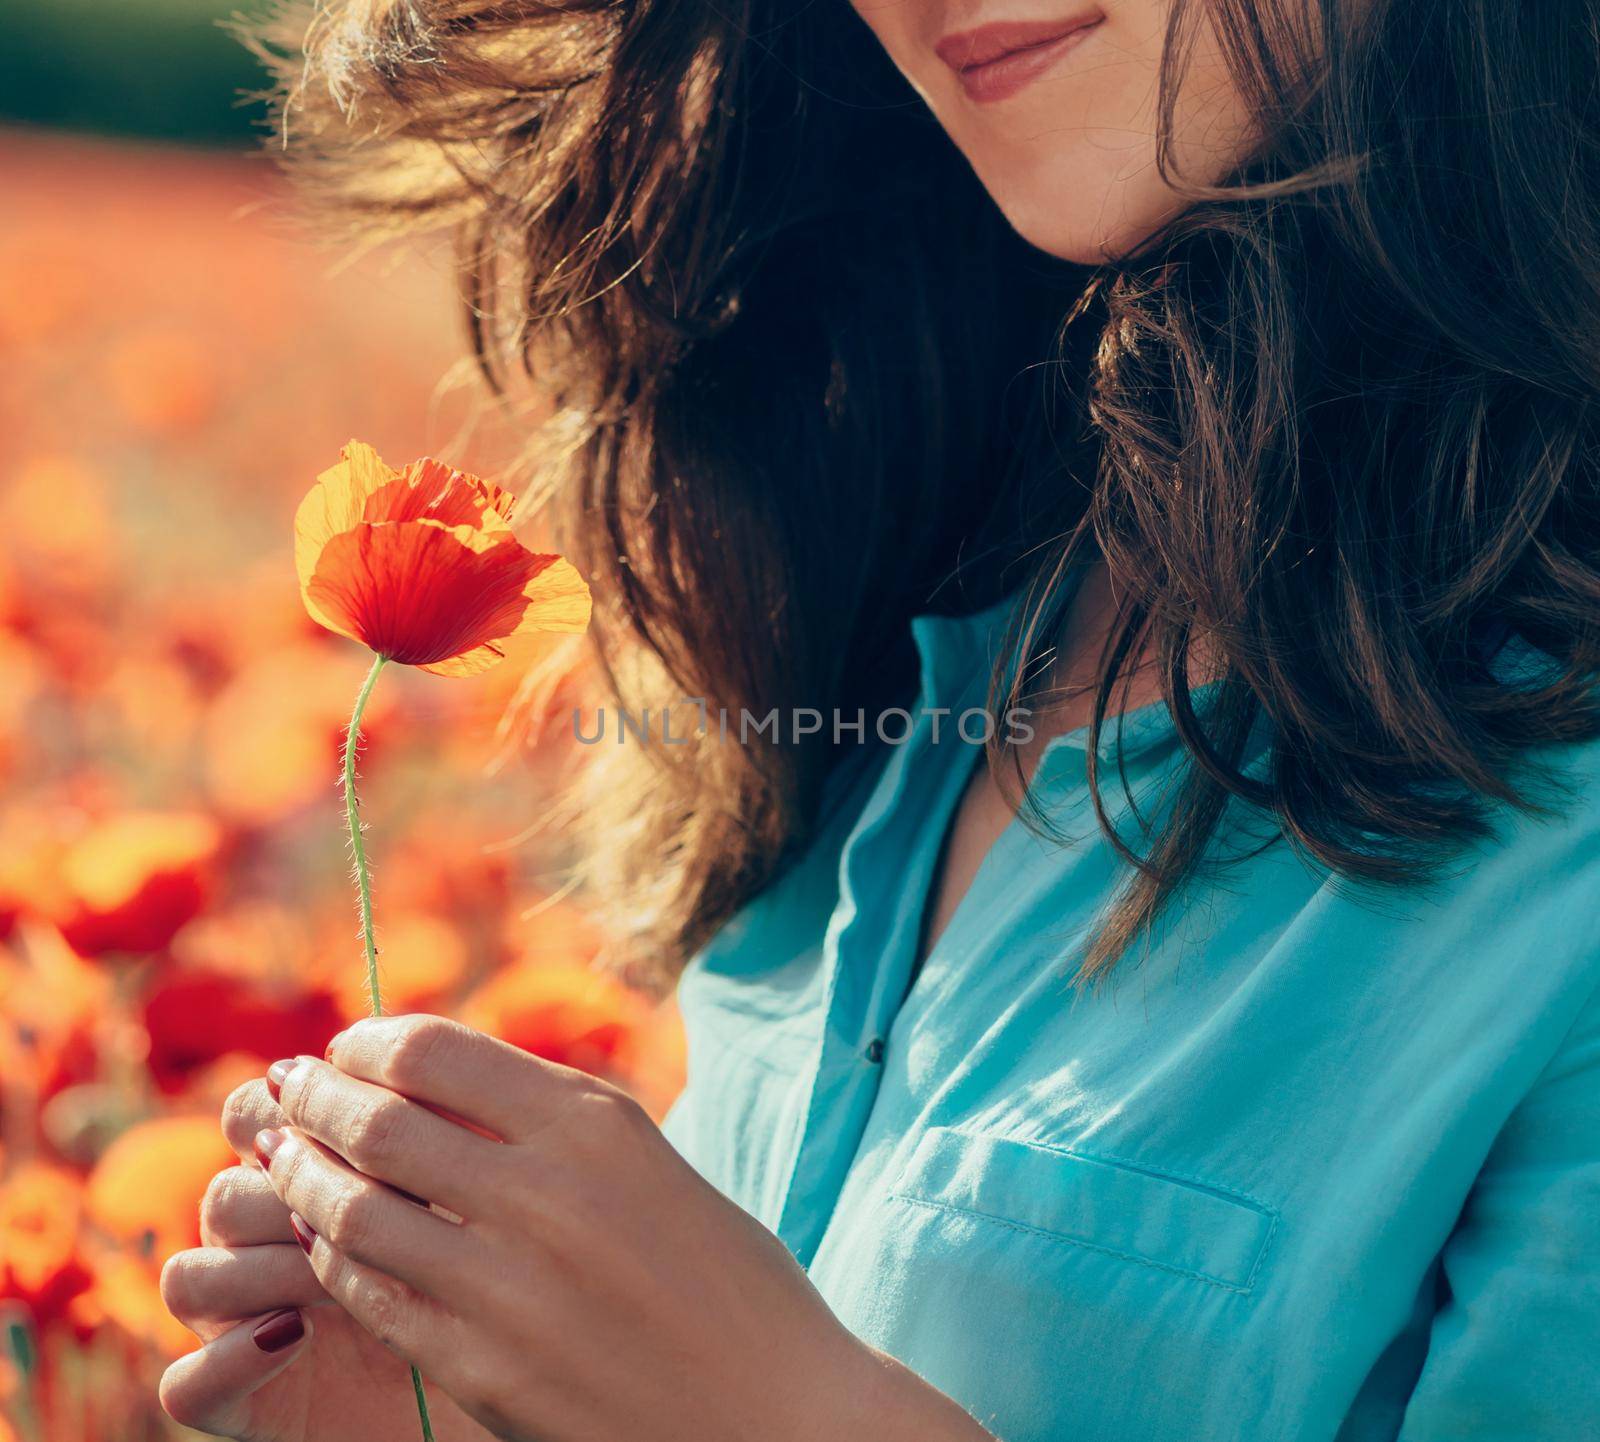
103, 328, 217, 436
295, 441, 591, 676
0, 1164, 93, 1328
52, 813, 223, 959
1, 455, 114, 587
458, 958, 649, 1080
321, 910, 470, 1020
620, 1000, 689, 1122
202, 641, 392, 822
0, 809, 67, 944
76, 1246, 195, 1356
386, 816, 513, 922
85, 1116, 231, 1268
0, 929, 106, 1103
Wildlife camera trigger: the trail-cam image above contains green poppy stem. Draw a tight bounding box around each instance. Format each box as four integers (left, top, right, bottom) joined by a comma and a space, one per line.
344, 653, 388, 1017
341, 651, 436, 1442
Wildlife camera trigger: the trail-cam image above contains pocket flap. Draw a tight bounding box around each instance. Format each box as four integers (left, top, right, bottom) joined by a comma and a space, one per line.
890, 1128, 1278, 1294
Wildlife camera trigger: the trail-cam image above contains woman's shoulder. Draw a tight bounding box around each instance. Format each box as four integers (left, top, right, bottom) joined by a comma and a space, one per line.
1484, 632, 1600, 863
1398, 640, 1600, 1009
1431, 675, 1600, 933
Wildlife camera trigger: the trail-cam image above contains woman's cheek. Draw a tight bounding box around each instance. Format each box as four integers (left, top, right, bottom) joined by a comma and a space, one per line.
842, 0, 1259, 263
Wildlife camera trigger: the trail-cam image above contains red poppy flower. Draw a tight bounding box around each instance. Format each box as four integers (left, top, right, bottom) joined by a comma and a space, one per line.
294, 441, 591, 675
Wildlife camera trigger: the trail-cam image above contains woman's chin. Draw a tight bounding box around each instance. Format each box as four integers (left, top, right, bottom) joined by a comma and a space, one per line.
979, 171, 1182, 266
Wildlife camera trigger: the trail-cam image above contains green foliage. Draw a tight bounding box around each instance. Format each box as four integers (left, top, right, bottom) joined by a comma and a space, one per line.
0, 0, 266, 146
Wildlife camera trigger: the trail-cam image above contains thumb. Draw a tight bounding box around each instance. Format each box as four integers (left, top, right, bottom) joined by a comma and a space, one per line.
159, 1307, 313, 1438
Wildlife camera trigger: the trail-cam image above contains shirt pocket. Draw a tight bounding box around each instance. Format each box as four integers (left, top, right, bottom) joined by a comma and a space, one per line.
888, 1127, 1279, 1295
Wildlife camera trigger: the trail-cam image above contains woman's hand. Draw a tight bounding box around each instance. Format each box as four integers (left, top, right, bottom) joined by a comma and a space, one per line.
157, 1076, 493, 1441
253, 1014, 991, 1442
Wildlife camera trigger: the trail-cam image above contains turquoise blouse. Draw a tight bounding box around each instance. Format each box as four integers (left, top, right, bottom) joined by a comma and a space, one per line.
661, 588, 1600, 1440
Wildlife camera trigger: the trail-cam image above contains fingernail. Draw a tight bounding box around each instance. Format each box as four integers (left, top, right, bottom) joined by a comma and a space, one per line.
289, 1212, 316, 1256
265, 1059, 295, 1102
252, 1309, 304, 1353
324, 1030, 346, 1061
253, 1128, 286, 1170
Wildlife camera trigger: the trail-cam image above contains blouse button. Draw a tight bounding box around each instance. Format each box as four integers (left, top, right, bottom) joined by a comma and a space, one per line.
864, 1037, 886, 1065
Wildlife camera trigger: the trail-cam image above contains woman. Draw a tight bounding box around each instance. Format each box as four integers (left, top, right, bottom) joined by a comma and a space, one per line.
159, 1, 1600, 1438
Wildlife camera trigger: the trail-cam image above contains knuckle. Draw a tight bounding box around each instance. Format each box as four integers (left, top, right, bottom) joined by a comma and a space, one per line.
453, 1349, 510, 1419
220, 1079, 271, 1148
353, 1277, 408, 1350
197, 1171, 233, 1244
551, 1085, 648, 1179
158, 1250, 198, 1317
612, 1088, 652, 1133
385, 1014, 457, 1090
586, 1084, 650, 1141
198, 1166, 255, 1243
324, 1184, 380, 1256
289, 1061, 329, 1123
271, 1133, 307, 1191
158, 1367, 206, 1430
345, 1093, 406, 1167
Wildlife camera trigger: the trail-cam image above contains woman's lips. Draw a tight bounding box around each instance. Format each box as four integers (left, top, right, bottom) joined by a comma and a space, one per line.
934, 13, 1105, 104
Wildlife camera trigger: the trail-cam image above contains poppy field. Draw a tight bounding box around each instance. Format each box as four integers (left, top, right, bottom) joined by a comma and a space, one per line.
0, 130, 685, 1440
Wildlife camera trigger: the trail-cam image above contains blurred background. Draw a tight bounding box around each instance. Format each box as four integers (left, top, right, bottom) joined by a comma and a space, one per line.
0, 6, 684, 1438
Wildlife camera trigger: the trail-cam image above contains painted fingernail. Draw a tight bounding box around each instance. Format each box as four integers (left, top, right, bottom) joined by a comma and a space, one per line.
324, 1030, 346, 1061
289, 1211, 316, 1256
253, 1127, 286, 1170
265, 1059, 295, 1102
252, 1309, 304, 1353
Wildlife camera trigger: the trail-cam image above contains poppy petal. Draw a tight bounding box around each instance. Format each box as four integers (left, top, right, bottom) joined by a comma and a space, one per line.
293, 440, 399, 633
362, 458, 518, 531
305, 519, 559, 668
420, 555, 593, 675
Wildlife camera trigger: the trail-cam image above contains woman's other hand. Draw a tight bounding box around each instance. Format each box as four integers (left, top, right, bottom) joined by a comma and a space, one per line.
254, 1015, 991, 1442
157, 1075, 492, 1442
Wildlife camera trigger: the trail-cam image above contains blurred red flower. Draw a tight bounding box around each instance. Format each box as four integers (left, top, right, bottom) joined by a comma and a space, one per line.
139, 969, 343, 1096
51, 813, 223, 959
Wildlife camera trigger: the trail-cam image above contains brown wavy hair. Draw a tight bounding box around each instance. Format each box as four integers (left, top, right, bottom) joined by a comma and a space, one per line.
249, 0, 1600, 982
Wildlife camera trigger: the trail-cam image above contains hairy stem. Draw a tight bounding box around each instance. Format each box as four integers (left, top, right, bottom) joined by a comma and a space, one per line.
344, 652, 388, 1017
341, 652, 436, 1442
